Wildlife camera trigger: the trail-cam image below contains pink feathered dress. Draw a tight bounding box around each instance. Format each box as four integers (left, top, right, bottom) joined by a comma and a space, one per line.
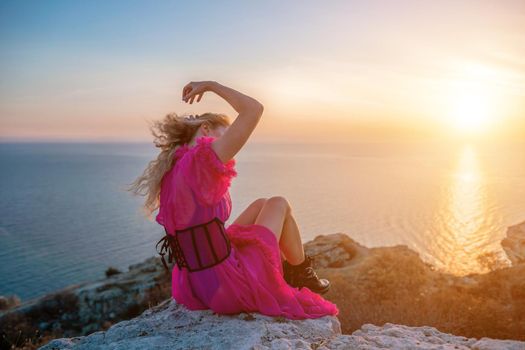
156, 135, 339, 319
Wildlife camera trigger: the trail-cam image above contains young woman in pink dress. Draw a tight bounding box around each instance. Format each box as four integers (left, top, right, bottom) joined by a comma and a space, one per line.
129, 80, 338, 319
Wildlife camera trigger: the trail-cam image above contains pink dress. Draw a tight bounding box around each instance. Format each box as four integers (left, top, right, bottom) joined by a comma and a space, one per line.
156, 135, 339, 319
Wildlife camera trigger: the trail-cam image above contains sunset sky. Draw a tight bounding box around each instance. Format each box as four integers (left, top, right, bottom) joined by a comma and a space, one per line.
1, 0, 524, 143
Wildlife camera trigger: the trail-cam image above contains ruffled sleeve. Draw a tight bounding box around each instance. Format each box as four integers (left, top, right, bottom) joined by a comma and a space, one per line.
180, 135, 237, 206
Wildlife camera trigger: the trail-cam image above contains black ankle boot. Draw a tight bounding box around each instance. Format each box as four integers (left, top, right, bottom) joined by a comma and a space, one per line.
282, 254, 331, 295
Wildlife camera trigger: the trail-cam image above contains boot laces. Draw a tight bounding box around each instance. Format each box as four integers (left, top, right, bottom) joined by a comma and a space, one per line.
303, 266, 319, 280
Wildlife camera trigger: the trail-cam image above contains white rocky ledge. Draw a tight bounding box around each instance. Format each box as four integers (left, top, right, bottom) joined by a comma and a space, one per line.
40, 298, 525, 350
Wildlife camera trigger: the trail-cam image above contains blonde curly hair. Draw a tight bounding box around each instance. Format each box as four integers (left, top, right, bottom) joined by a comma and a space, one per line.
125, 112, 231, 220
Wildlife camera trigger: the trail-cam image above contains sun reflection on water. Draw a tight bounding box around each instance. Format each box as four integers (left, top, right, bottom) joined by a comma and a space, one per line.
431, 144, 498, 276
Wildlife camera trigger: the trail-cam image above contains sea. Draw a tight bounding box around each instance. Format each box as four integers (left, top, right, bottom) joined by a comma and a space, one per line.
1, 140, 524, 302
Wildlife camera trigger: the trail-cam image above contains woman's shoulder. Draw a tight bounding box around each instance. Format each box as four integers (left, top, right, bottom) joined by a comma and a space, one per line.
178, 135, 237, 206
174, 136, 215, 161
182, 136, 236, 172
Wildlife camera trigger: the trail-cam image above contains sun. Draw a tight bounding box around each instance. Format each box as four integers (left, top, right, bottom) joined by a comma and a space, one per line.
443, 62, 508, 137
450, 89, 493, 134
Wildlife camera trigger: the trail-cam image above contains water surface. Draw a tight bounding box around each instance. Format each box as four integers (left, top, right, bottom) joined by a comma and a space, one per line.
1, 140, 524, 301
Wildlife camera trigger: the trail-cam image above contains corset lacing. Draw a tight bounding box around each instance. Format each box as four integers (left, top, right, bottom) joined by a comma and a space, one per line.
156, 216, 232, 273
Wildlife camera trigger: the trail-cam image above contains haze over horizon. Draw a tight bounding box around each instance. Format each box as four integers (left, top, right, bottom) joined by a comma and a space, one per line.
1, 0, 524, 143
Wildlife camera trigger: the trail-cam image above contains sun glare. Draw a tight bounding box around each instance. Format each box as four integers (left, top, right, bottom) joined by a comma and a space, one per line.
445, 62, 506, 137
451, 90, 492, 134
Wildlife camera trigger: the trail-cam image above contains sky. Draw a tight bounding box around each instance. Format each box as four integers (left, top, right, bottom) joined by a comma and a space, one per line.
1, 0, 524, 143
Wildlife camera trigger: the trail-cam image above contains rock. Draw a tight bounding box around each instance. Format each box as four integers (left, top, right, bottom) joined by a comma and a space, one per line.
0, 256, 171, 339
39, 299, 525, 350
0, 294, 21, 311
39, 298, 341, 350
325, 322, 525, 350
303, 233, 370, 268
502, 221, 525, 266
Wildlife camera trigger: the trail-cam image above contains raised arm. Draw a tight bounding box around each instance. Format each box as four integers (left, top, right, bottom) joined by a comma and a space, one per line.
182, 80, 264, 163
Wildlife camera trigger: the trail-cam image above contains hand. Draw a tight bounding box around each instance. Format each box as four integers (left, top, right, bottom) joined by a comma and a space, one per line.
182, 81, 214, 104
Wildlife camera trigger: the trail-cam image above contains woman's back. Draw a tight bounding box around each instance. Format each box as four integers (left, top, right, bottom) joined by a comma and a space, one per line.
156, 135, 237, 235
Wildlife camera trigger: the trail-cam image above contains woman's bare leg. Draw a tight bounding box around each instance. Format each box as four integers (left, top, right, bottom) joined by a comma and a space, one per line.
254, 196, 305, 265
231, 198, 268, 226
280, 211, 305, 265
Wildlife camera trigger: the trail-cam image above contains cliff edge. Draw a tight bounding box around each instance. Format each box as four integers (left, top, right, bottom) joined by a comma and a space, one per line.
1, 220, 524, 349
39, 297, 524, 350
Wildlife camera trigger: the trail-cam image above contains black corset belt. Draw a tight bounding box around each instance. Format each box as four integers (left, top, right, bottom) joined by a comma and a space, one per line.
155, 216, 232, 273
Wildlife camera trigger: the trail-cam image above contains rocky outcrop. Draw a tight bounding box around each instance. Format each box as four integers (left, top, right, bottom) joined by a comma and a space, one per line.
2, 220, 525, 349
40, 298, 337, 350
0, 295, 21, 311
40, 297, 525, 350
0, 257, 170, 339
502, 220, 525, 266
304, 224, 525, 340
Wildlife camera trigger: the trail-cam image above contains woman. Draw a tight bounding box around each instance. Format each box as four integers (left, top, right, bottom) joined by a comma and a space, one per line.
128, 80, 338, 319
